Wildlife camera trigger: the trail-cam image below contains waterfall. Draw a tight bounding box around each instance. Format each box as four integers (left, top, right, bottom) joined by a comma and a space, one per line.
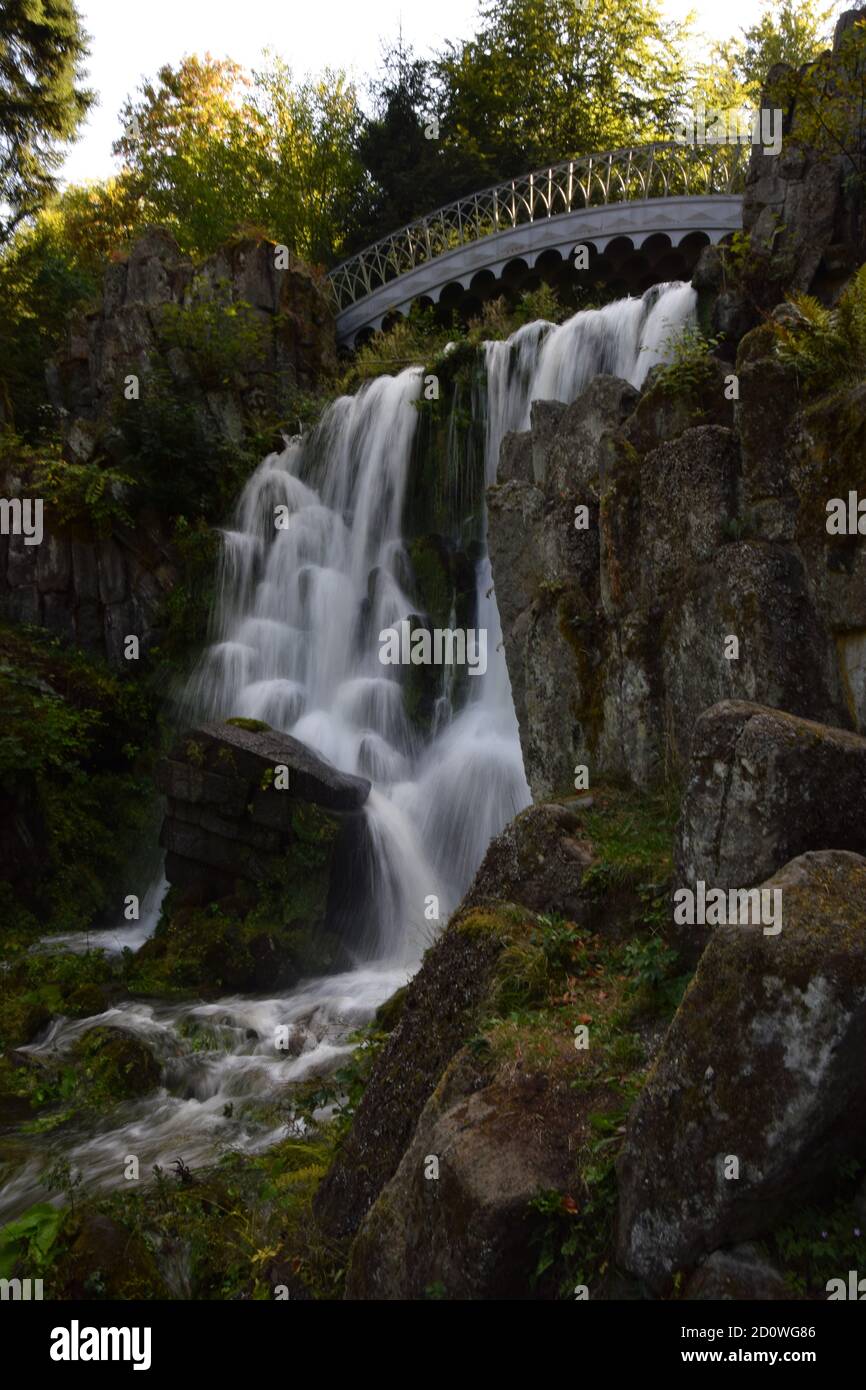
3, 283, 696, 1225
484, 280, 697, 483
183, 280, 697, 963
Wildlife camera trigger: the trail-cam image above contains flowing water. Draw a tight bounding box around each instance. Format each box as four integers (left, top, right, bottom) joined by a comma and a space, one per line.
3, 282, 696, 1222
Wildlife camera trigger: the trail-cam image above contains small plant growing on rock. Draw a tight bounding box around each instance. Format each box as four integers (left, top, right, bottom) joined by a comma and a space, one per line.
653, 325, 721, 396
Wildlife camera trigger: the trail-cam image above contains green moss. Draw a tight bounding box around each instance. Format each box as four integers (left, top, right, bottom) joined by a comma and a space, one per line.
374, 987, 407, 1033
735, 322, 778, 368
794, 386, 866, 543
0, 945, 119, 1052
225, 716, 272, 733
130, 802, 343, 996
408, 534, 454, 629
149, 516, 221, 672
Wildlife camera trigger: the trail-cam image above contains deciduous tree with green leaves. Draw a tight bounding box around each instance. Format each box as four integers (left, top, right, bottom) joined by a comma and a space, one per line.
113, 53, 364, 265
693, 0, 834, 112
435, 0, 691, 182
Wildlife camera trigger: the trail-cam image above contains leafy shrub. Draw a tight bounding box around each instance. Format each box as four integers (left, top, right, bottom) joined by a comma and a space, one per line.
158, 294, 270, 389
0, 1203, 66, 1278
0, 626, 160, 938
653, 324, 721, 395
0, 433, 135, 536
769, 1160, 866, 1296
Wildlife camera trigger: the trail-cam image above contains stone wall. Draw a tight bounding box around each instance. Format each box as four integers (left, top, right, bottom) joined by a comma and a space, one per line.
0, 496, 178, 661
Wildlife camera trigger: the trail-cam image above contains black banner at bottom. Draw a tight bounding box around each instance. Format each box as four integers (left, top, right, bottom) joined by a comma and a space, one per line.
3, 1295, 861, 1375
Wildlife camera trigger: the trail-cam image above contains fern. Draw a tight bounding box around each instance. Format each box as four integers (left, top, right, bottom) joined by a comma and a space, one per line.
773, 264, 866, 392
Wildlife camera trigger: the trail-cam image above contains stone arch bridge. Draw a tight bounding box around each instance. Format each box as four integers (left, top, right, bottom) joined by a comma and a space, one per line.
327, 142, 747, 348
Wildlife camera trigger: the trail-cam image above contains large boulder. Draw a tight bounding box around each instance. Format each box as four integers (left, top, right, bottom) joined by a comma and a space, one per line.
683, 1245, 791, 1301
616, 849, 866, 1294
463, 802, 593, 922
676, 701, 866, 895
157, 719, 369, 902
345, 1046, 579, 1300
314, 904, 526, 1240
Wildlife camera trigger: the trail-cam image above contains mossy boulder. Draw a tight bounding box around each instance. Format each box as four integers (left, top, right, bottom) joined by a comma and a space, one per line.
616, 849, 866, 1295
683, 1244, 791, 1301
622, 357, 734, 457
70, 1026, 161, 1100
48, 1211, 170, 1300
157, 719, 368, 901
314, 903, 535, 1240
345, 1044, 586, 1300
132, 815, 347, 995
676, 701, 866, 957
464, 802, 594, 924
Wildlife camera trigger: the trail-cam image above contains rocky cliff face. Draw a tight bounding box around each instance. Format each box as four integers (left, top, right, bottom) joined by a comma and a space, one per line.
0, 231, 336, 666
48, 229, 335, 446
0, 495, 180, 663
488, 333, 865, 800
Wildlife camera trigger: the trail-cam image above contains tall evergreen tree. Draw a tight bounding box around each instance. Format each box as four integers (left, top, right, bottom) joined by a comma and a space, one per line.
0, 0, 93, 242
348, 38, 487, 253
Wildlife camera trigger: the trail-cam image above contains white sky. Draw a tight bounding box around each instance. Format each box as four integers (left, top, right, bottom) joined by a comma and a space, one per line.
59, 0, 838, 186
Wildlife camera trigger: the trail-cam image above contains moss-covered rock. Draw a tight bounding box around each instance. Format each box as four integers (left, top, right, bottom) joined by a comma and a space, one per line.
675, 700, 866, 959
464, 802, 594, 923
345, 1044, 589, 1299
314, 904, 530, 1240
622, 357, 734, 457
53, 1212, 170, 1300
683, 1245, 792, 1301
70, 1026, 161, 1101
617, 849, 866, 1295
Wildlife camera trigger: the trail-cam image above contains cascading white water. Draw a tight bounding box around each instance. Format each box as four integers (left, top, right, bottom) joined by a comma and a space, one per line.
184, 367, 531, 962
484, 280, 697, 483
5, 282, 696, 1225
183, 280, 696, 958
